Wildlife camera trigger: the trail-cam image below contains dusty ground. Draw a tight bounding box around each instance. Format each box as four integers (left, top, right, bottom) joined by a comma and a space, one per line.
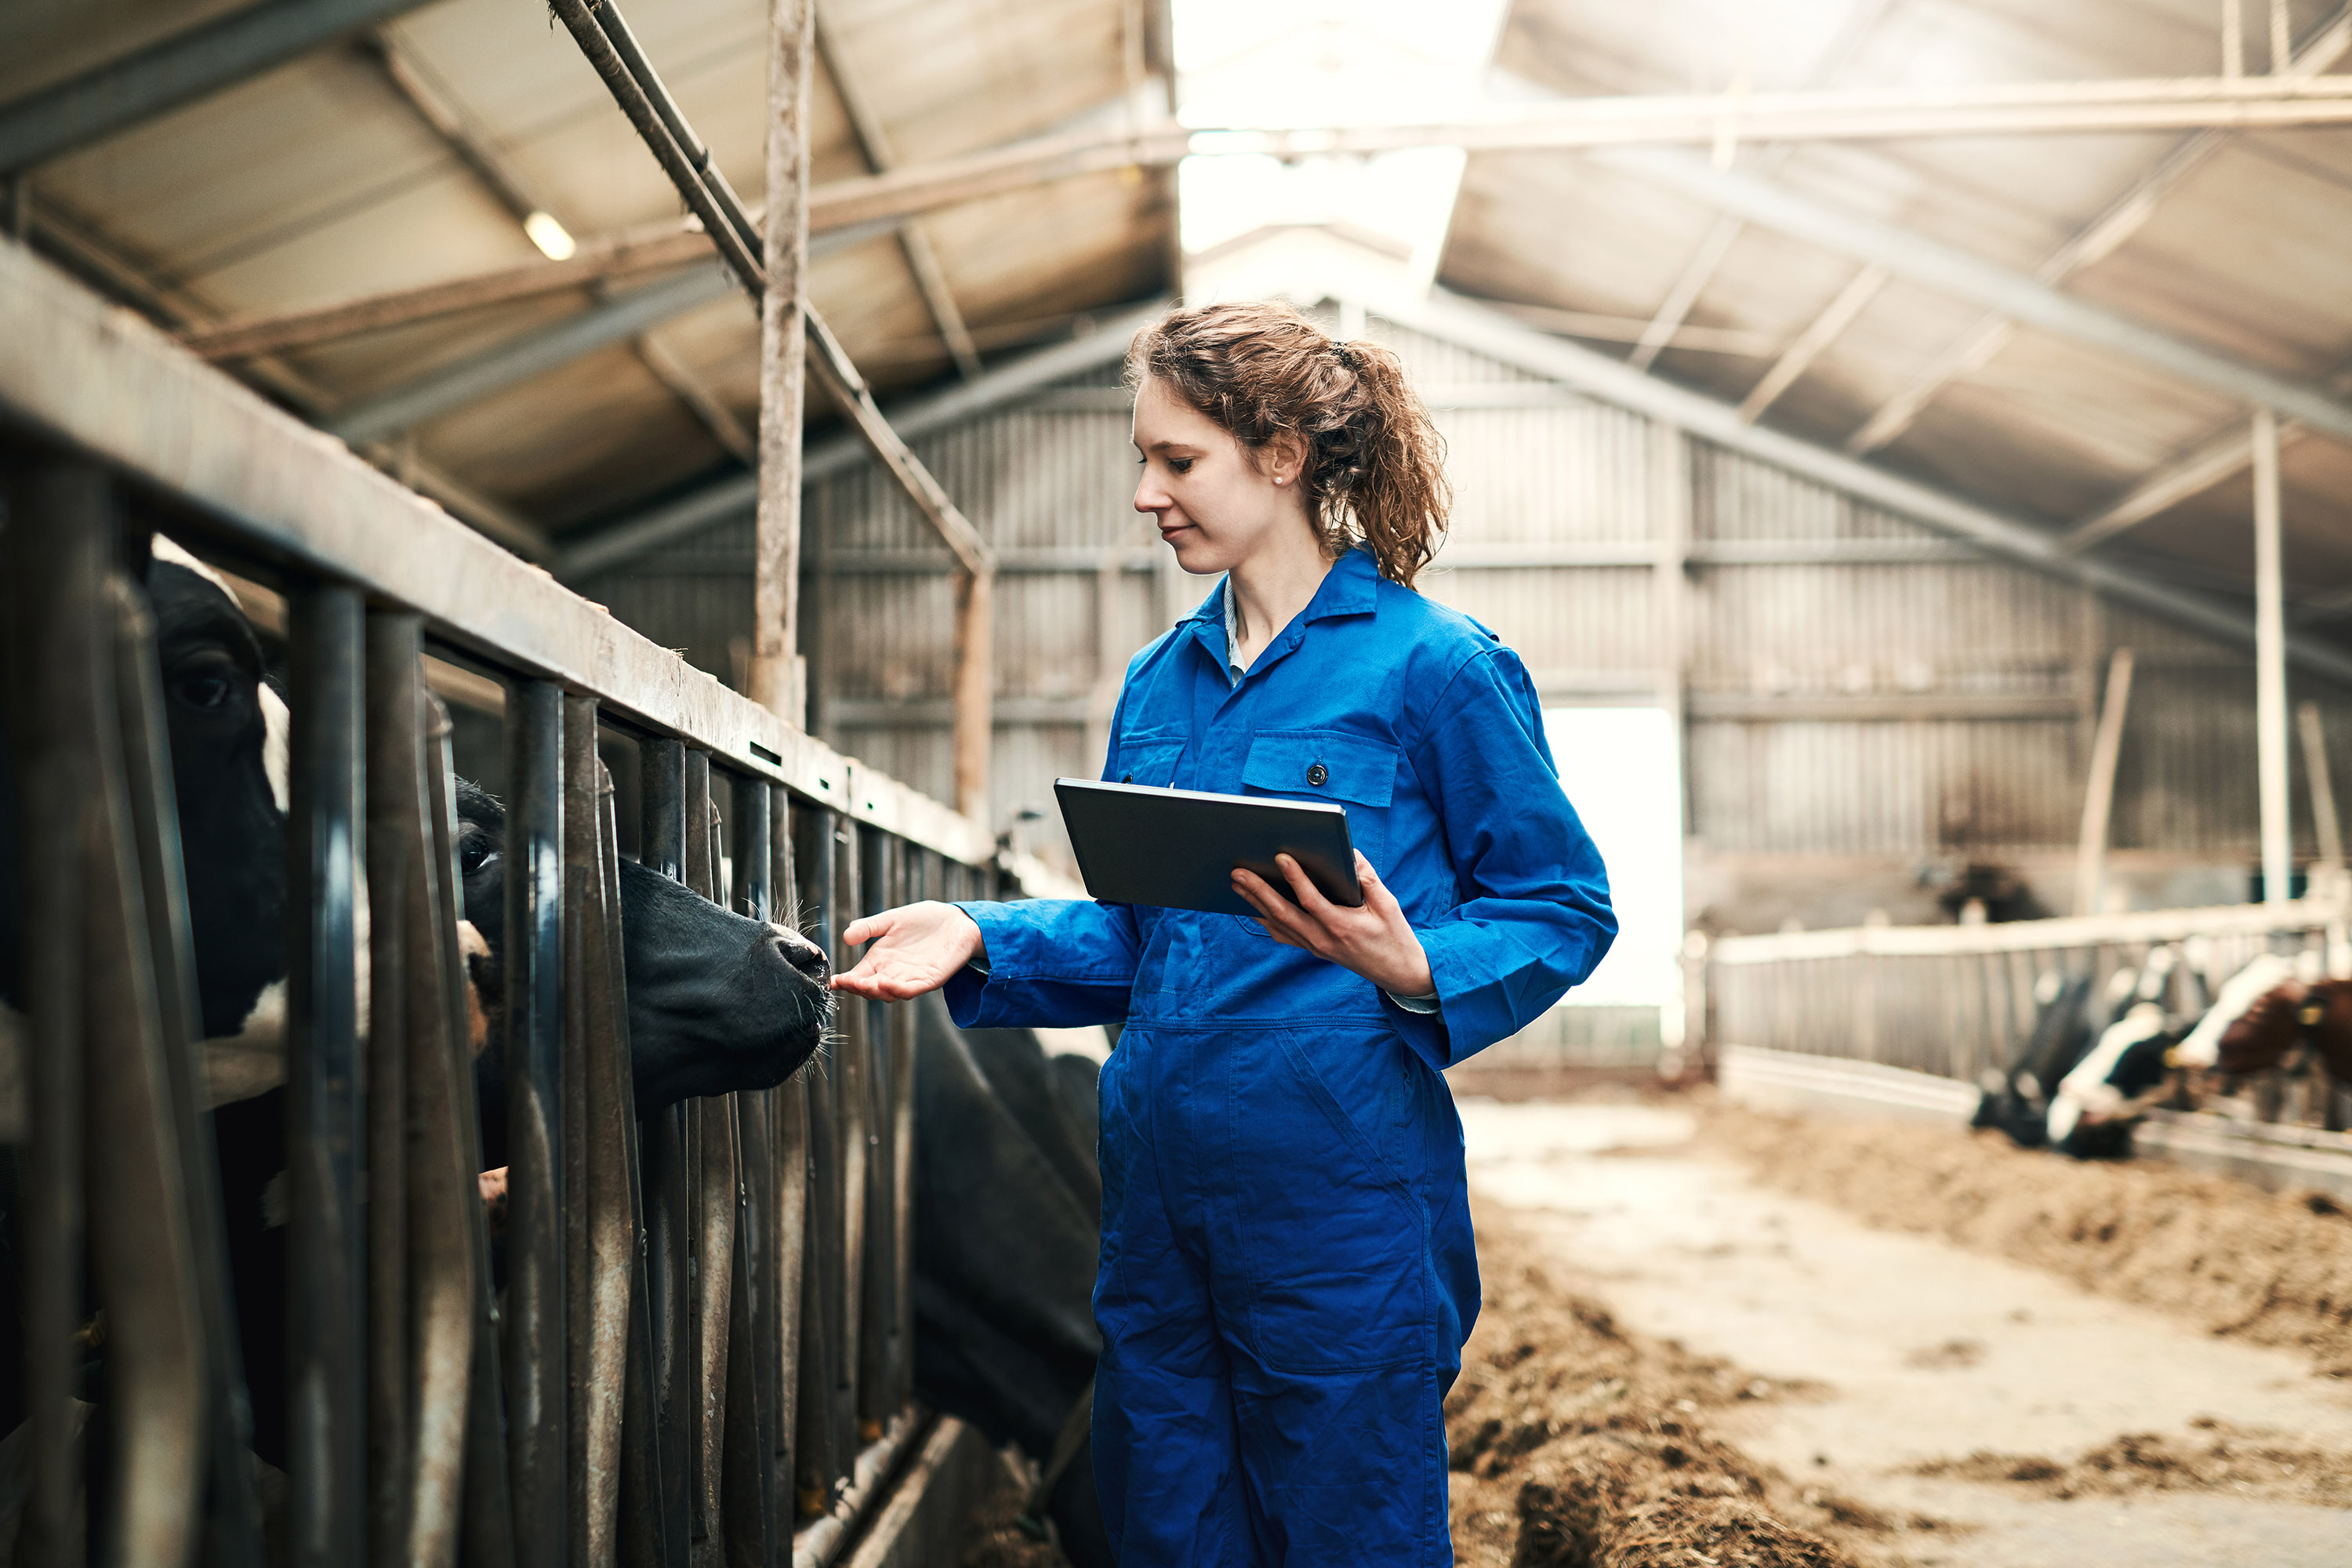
1700, 1103, 2352, 1376
1462, 1098, 2352, 1567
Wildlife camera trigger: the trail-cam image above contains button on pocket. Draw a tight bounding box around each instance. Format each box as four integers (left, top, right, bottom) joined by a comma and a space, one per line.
1306, 761, 1328, 786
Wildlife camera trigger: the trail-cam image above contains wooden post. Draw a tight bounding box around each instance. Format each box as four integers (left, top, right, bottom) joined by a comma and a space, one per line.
953, 568, 995, 826
754, 0, 815, 724
2075, 647, 2135, 916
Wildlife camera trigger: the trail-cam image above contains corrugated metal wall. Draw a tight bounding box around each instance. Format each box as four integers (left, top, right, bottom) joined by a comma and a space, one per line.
578, 308, 2352, 922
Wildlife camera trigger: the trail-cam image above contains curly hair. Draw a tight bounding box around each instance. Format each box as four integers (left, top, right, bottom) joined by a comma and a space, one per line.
1126, 300, 1450, 588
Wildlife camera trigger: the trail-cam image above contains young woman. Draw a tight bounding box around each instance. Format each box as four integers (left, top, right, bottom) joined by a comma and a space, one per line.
832, 301, 1615, 1566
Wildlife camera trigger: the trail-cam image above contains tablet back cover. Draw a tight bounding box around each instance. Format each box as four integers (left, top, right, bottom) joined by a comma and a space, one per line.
1054, 777, 1360, 917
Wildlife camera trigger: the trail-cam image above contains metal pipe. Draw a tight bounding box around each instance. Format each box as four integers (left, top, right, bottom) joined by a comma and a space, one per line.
636, 738, 694, 1562
2300, 701, 2344, 876
503, 678, 567, 1566
0, 0, 436, 175
288, 581, 368, 1567
116, 555, 270, 1568
364, 613, 419, 1563
2254, 408, 2290, 903
396, 688, 480, 1568
3, 459, 100, 1568
2074, 649, 2136, 916
429, 702, 517, 1568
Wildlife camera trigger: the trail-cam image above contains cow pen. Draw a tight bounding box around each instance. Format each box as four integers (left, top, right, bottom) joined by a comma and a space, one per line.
1704, 895, 2352, 1190
0, 229, 1041, 1564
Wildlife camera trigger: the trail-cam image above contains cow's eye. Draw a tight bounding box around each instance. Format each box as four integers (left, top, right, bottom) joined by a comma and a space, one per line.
459, 833, 495, 876
174, 670, 233, 710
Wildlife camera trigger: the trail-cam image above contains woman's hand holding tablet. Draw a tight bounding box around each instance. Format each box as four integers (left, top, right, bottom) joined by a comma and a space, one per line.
1231, 851, 1435, 999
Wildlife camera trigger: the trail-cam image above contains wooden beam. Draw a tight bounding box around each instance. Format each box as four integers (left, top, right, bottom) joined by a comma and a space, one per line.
754, 0, 814, 724
815, 9, 982, 380
1737, 265, 1888, 423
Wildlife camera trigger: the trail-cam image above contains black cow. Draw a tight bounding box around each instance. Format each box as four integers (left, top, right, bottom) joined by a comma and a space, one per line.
2, 540, 834, 1468
912, 993, 1112, 1568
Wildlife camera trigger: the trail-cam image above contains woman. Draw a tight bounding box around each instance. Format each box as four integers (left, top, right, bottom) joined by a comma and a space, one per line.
833, 301, 1615, 1565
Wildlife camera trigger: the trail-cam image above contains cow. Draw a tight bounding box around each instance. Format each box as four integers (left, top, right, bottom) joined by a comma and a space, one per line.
2045, 946, 2185, 1156
911, 993, 1111, 1567
0, 538, 835, 1472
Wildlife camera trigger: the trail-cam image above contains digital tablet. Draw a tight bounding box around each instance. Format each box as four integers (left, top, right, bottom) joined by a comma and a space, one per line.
1054, 777, 1363, 918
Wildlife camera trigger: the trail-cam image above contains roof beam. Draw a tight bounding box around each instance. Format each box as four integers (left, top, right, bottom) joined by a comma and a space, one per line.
362, 24, 572, 257
1377, 287, 2352, 688
1603, 147, 2352, 449
552, 298, 1165, 579
814, 8, 982, 379
1617, 0, 1900, 374
1838, 3, 2352, 454
0, 0, 436, 175
323, 264, 737, 443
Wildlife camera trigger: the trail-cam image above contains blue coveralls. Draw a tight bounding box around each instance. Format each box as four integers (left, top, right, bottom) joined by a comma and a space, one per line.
945, 546, 1615, 1566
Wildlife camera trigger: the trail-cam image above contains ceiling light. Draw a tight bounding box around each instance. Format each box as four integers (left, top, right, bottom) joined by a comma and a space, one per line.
524, 211, 576, 261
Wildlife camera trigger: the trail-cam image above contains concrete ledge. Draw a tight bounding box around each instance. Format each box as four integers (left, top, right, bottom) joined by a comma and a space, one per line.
1718, 1044, 1978, 1124
2133, 1111, 2352, 1203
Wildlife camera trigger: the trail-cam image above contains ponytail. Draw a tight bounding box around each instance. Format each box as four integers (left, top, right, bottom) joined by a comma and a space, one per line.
1127, 301, 1450, 587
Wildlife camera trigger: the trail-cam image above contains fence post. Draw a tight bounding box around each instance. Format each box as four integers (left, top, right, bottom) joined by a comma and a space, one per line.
503, 678, 568, 1567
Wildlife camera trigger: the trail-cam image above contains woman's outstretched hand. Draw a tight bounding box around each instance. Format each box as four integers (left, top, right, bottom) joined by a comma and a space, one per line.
1232, 851, 1435, 1000
831, 901, 985, 1000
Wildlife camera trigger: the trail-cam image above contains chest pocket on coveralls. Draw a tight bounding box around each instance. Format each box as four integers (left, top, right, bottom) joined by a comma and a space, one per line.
1239, 728, 1398, 871
1112, 733, 1185, 788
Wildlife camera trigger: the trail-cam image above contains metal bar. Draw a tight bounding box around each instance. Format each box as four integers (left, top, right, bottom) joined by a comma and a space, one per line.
793, 807, 844, 1517
552, 302, 1159, 579
2256, 408, 2290, 904
1603, 147, 2352, 449
83, 568, 209, 1563
116, 542, 270, 1568
832, 818, 866, 1468
0, 0, 436, 175
683, 754, 737, 1552
364, 612, 419, 1563
730, 777, 783, 1562
855, 829, 894, 1433
430, 704, 517, 1568
1381, 289, 2352, 688
768, 788, 806, 1523
503, 678, 567, 1567
754, 0, 815, 723
2, 459, 95, 1568
2074, 648, 2135, 916
324, 266, 735, 445
564, 695, 633, 1566
636, 740, 694, 1565
401, 690, 481, 1567
2301, 700, 2345, 873
608, 742, 673, 1567
288, 581, 367, 1568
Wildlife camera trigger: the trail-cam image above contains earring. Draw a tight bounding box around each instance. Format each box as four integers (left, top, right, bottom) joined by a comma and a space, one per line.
1276, 477, 1287, 485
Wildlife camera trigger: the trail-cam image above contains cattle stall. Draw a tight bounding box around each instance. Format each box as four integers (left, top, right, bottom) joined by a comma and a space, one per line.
0, 232, 1039, 1565
1705, 895, 2352, 1189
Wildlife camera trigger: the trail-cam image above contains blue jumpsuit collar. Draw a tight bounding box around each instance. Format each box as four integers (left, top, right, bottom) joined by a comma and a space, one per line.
1183, 546, 1382, 688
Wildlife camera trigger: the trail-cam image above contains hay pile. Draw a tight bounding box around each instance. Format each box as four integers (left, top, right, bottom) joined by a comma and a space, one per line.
1447, 1219, 1859, 1568
1912, 1417, 2352, 1508
1704, 1106, 2352, 1375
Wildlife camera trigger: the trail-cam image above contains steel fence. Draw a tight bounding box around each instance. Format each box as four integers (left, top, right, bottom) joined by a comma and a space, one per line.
1708, 899, 2347, 1099
0, 235, 1025, 1566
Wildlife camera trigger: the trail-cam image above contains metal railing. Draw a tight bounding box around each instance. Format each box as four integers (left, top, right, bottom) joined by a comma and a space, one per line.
1708, 897, 2349, 1098
0, 234, 1032, 1566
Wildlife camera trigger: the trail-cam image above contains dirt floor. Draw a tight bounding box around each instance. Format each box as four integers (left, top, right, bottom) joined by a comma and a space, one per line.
1462, 1097, 2352, 1567
1699, 1102, 2352, 1376
960, 1095, 2352, 1565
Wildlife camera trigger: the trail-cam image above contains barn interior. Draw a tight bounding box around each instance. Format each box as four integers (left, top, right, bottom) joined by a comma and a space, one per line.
6, 0, 2352, 1563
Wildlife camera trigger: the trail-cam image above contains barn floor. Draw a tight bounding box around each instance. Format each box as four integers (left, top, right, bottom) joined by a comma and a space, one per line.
1458, 1098, 2352, 1566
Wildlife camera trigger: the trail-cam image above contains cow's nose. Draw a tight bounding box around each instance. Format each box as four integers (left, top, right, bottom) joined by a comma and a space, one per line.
770, 924, 830, 982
